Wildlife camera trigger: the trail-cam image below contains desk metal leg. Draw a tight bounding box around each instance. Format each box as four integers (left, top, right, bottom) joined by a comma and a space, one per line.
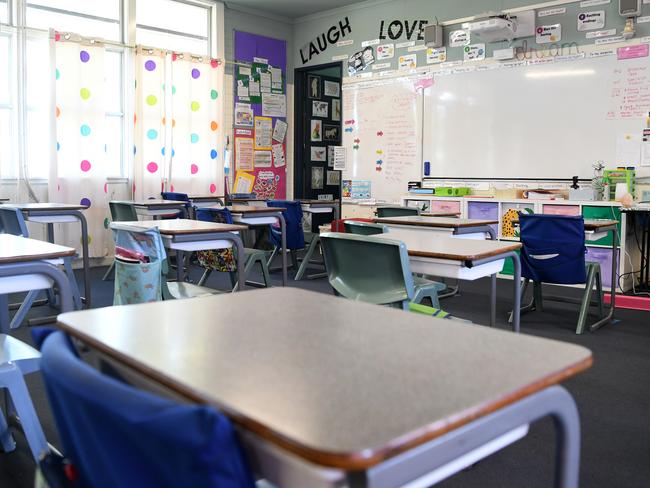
357, 385, 580, 488
590, 227, 617, 332
176, 250, 185, 282
490, 274, 497, 327
231, 234, 246, 292
275, 212, 287, 286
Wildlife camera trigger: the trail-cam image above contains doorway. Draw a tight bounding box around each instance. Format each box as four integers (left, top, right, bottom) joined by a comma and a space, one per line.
293, 62, 343, 203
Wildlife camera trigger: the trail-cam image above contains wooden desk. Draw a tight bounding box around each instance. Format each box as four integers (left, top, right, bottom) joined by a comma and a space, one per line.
188, 195, 225, 207
228, 206, 288, 286
118, 199, 189, 219
421, 211, 461, 217
113, 220, 248, 289
376, 230, 523, 332
6, 203, 91, 308
375, 216, 498, 239
0, 235, 75, 332
58, 288, 591, 488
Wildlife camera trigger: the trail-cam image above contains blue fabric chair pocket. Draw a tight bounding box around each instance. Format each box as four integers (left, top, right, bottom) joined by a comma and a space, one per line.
521, 244, 587, 284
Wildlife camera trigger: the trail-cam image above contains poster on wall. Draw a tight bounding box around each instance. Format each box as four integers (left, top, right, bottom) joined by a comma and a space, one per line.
235, 30, 287, 199
449, 29, 470, 47
235, 137, 254, 171
536, 24, 561, 44
311, 119, 323, 142
235, 103, 254, 127
324, 80, 340, 97
254, 116, 273, 149
398, 54, 417, 70
577, 11, 605, 31
332, 99, 341, 121
311, 167, 324, 189
427, 47, 447, 64
313, 100, 329, 117
463, 44, 486, 61
234, 171, 255, 193
376, 43, 395, 60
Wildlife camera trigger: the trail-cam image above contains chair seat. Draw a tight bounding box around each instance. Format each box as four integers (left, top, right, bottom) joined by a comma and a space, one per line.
0, 334, 40, 375
166, 282, 218, 300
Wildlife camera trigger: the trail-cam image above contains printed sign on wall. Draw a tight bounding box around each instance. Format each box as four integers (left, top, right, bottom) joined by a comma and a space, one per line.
449, 29, 470, 47
426, 47, 447, 64
376, 43, 395, 60
398, 53, 417, 70
577, 11, 606, 31
536, 24, 562, 43
463, 44, 485, 61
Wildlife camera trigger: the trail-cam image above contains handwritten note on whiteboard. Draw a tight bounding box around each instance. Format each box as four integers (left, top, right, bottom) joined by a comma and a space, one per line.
607, 64, 650, 119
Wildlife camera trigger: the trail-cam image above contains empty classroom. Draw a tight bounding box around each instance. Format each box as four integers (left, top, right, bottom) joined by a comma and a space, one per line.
1, 1, 650, 487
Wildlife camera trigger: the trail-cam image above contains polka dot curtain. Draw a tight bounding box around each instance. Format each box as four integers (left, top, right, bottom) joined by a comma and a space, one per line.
134, 48, 224, 198
50, 35, 110, 258
169, 55, 223, 196
134, 47, 166, 200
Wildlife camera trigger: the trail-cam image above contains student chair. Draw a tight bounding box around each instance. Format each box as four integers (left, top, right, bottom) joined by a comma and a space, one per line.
103, 202, 139, 281
38, 330, 256, 488
266, 200, 305, 272
194, 207, 271, 289
0, 207, 81, 329
516, 214, 604, 334
111, 224, 217, 305
344, 220, 388, 235
376, 206, 420, 218
320, 232, 449, 311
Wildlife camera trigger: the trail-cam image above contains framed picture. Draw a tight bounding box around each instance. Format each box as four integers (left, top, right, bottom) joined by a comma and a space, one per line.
323, 124, 340, 142
308, 75, 321, 99
311, 166, 324, 189
312, 100, 329, 118
324, 80, 340, 97
327, 170, 340, 186
332, 99, 341, 122
310, 146, 327, 162
310, 119, 322, 142
327, 146, 335, 167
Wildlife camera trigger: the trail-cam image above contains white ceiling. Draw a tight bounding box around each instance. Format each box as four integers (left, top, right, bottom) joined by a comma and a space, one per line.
224, 0, 370, 20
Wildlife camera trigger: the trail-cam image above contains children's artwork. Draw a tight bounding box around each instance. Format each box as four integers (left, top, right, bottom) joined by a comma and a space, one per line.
254, 116, 273, 149
235, 137, 254, 171
323, 124, 340, 142
253, 170, 279, 199
272, 119, 288, 143
312, 101, 329, 117
326, 170, 340, 186
324, 80, 340, 97
311, 167, 324, 190
328, 146, 336, 167
254, 150, 272, 168
311, 119, 322, 142
234, 103, 254, 127
332, 99, 341, 122
233, 171, 255, 194
308, 75, 321, 99
311, 146, 327, 162
272, 143, 286, 167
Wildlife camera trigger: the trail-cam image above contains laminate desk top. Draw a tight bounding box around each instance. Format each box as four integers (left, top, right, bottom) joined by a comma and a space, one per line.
377, 230, 522, 261
300, 199, 339, 205
228, 205, 287, 214
0, 234, 75, 264
118, 199, 188, 207
375, 216, 498, 228
57, 288, 591, 470
188, 195, 225, 201
6, 203, 88, 211
113, 219, 247, 235
420, 212, 462, 217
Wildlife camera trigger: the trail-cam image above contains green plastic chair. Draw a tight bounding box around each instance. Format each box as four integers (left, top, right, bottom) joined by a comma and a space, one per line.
376, 206, 420, 218
103, 202, 140, 281
320, 232, 446, 310
342, 221, 445, 307
344, 221, 388, 235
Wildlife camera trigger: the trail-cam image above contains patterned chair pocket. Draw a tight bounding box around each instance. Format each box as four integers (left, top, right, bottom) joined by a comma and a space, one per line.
114, 259, 162, 305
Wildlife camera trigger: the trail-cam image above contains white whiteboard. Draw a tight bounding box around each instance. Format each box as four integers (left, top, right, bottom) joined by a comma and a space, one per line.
423, 54, 650, 179
342, 78, 423, 201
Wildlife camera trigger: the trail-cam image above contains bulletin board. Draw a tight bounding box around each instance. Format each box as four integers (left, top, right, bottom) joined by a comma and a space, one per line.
233, 31, 287, 199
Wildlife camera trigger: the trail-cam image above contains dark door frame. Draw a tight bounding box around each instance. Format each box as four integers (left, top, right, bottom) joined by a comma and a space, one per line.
293, 61, 342, 200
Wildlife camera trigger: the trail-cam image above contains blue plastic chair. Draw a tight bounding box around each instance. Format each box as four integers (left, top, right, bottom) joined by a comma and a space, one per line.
39, 330, 256, 488
266, 200, 305, 271
518, 214, 604, 334
160, 191, 191, 218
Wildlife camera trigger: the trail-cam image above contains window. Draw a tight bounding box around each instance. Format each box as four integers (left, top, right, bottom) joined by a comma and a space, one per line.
0, 0, 8, 23
105, 50, 124, 177
0, 34, 14, 179
136, 0, 210, 55
26, 0, 121, 41
24, 35, 51, 179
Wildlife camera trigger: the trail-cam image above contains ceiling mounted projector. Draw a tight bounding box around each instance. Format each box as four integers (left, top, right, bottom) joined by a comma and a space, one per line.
462, 17, 517, 42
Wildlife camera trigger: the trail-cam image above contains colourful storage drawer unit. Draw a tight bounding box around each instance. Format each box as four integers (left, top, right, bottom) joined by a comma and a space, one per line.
542, 204, 581, 216
586, 246, 619, 289
582, 205, 621, 247
429, 200, 461, 214
501, 250, 521, 276
467, 201, 498, 237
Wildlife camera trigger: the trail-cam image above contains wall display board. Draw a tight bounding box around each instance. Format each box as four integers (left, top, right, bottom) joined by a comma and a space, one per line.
234, 31, 287, 199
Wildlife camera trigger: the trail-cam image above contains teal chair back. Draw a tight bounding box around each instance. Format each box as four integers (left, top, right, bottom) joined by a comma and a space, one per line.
376, 206, 420, 218
344, 221, 387, 235
109, 202, 138, 222
320, 232, 414, 309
